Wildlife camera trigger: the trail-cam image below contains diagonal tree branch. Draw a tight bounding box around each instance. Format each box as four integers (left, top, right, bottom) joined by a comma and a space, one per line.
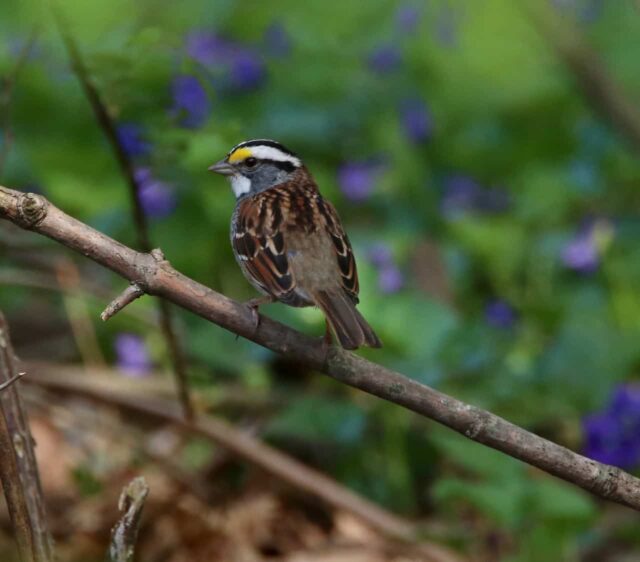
51, 3, 194, 420
1, 185, 640, 511
0, 311, 54, 562
0, 370, 26, 392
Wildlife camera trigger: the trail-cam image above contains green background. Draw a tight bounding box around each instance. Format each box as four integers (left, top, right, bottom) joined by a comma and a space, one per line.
1, 0, 640, 560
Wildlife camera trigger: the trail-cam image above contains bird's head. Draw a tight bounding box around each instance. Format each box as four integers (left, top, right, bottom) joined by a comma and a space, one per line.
209, 139, 302, 198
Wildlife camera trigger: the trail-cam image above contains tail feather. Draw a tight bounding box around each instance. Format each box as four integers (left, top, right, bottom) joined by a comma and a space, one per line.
313, 290, 382, 350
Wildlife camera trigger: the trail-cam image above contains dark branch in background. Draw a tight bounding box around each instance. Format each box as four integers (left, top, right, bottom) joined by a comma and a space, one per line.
526, 1, 640, 154
0, 28, 38, 177
0, 311, 54, 562
51, 4, 194, 421
28, 367, 428, 549
2, 187, 640, 512
50, 5, 148, 247
107, 477, 149, 562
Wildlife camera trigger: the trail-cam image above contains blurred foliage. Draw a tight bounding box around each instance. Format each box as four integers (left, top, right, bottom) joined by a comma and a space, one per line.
1, 0, 640, 560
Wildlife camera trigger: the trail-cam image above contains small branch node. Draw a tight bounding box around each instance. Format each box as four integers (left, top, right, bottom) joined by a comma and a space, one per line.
17, 193, 48, 228
590, 464, 622, 499
150, 248, 166, 262
463, 408, 490, 440
101, 283, 145, 322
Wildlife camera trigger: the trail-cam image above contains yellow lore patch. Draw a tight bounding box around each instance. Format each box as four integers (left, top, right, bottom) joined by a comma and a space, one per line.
227, 147, 252, 163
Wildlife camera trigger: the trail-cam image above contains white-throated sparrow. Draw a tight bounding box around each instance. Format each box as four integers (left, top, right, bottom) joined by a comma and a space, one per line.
209, 139, 382, 350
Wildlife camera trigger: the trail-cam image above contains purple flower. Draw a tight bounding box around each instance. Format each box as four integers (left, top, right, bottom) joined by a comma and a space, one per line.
378, 264, 404, 294
368, 243, 393, 268
561, 235, 599, 273
337, 161, 383, 202
115, 333, 152, 377
611, 385, 640, 414
440, 175, 481, 216
368, 243, 404, 294
561, 219, 613, 273
396, 5, 421, 34
229, 51, 266, 91
400, 98, 433, 144
583, 384, 640, 469
485, 300, 517, 329
440, 175, 510, 217
186, 31, 232, 66
117, 123, 151, 158
135, 168, 177, 219
367, 44, 402, 74
170, 75, 210, 128
263, 22, 291, 58
185, 31, 266, 92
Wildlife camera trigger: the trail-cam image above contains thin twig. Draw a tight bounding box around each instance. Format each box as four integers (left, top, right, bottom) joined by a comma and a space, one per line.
0, 28, 38, 177
0, 266, 155, 325
51, 3, 194, 421
107, 476, 149, 562
0, 311, 54, 562
101, 283, 145, 321
0, 371, 26, 392
2, 186, 639, 512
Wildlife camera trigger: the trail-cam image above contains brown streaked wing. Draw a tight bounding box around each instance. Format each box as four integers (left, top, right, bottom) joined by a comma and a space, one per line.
316, 196, 360, 302
232, 192, 296, 300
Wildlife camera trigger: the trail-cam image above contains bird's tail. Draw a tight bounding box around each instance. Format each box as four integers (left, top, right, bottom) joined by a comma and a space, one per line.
313, 290, 382, 350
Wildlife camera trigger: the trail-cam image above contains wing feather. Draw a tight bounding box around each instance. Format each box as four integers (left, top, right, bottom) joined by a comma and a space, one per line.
316, 197, 360, 302
231, 176, 360, 306
232, 192, 296, 300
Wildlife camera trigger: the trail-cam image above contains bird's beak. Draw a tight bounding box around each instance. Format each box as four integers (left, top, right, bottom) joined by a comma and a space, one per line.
208, 160, 236, 176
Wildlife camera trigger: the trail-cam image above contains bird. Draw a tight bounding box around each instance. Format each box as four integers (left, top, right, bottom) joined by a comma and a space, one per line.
209, 139, 382, 350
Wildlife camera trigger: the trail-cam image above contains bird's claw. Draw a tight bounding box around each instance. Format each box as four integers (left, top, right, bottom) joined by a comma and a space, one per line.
322, 320, 333, 348
236, 304, 259, 341
242, 297, 270, 337
237, 296, 274, 340
247, 304, 260, 331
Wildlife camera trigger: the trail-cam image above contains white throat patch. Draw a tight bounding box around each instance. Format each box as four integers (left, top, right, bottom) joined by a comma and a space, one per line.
230, 174, 251, 198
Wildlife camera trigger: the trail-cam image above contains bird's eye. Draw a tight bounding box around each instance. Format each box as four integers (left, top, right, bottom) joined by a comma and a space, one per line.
245, 157, 258, 168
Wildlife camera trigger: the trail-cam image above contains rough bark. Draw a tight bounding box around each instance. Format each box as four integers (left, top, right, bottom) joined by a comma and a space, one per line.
0, 311, 54, 562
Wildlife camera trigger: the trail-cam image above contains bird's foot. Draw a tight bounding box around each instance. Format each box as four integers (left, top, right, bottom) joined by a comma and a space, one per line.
322, 320, 333, 348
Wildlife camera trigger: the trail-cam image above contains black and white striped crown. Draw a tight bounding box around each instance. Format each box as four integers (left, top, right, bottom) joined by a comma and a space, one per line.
226, 139, 301, 167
